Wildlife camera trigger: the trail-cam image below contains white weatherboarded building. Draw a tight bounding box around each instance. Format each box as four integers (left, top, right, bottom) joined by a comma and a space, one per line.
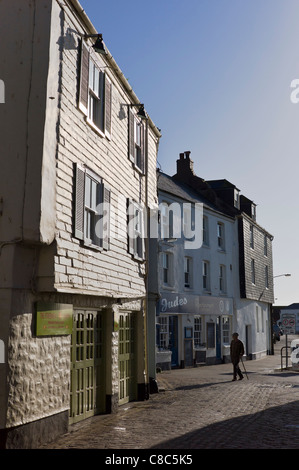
0, 0, 160, 448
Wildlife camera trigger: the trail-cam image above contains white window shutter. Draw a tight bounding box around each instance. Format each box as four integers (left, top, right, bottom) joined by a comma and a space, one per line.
105, 76, 112, 138
102, 184, 111, 250
127, 198, 135, 255
79, 41, 89, 115
128, 109, 135, 163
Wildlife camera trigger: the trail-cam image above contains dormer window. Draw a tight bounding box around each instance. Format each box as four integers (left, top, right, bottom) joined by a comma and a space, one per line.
234, 189, 240, 209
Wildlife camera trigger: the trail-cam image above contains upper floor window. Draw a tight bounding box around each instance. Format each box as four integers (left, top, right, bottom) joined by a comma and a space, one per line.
217, 222, 225, 251
250, 225, 254, 249
160, 202, 172, 240
74, 163, 111, 250
234, 189, 240, 209
184, 257, 192, 288
162, 252, 173, 286
128, 109, 145, 173
79, 41, 112, 138
219, 264, 226, 293
127, 200, 146, 261
265, 265, 269, 289
203, 216, 209, 246
251, 259, 256, 284
202, 260, 210, 291
264, 235, 268, 256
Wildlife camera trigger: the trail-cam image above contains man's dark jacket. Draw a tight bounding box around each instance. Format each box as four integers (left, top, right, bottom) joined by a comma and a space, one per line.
230, 339, 244, 364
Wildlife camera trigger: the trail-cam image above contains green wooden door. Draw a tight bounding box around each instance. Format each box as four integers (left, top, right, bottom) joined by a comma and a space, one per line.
70, 311, 105, 424
119, 312, 136, 405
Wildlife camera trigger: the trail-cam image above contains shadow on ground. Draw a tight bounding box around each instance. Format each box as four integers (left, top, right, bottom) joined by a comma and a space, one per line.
150, 400, 299, 449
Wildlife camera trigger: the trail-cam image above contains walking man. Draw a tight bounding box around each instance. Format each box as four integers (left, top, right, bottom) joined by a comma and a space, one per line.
230, 332, 245, 381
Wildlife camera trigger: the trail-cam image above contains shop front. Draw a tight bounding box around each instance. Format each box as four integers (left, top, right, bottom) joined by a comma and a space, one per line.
156, 293, 233, 368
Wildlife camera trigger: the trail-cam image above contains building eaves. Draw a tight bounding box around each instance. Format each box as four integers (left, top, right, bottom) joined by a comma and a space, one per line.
157, 171, 234, 219
66, 0, 162, 140
236, 212, 274, 239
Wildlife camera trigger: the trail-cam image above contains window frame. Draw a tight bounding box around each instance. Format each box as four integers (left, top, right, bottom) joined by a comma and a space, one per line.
79, 41, 112, 139
264, 235, 268, 257
127, 199, 146, 261
162, 252, 173, 287
251, 259, 256, 285
222, 316, 230, 344
219, 264, 226, 293
194, 316, 203, 349
158, 316, 169, 350
202, 215, 209, 246
250, 224, 254, 249
202, 260, 210, 291
184, 256, 192, 289
265, 265, 269, 289
217, 222, 225, 251
74, 163, 111, 250
128, 108, 145, 173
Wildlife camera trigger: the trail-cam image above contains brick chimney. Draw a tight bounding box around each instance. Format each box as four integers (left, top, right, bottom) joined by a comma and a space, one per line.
176, 151, 195, 177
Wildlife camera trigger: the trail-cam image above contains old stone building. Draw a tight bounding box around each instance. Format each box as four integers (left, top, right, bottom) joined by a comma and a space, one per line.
0, 0, 160, 448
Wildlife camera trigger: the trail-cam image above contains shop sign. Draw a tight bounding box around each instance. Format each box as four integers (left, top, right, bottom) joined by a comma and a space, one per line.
159, 293, 232, 315
36, 302, 73, 336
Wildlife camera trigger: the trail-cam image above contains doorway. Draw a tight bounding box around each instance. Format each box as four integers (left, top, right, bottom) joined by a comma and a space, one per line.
70, 310, 105, 424
118, 312, 137, 405
169, 316, 179, 367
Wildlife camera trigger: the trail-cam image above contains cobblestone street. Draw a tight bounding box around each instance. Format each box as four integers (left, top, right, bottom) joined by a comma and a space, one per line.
39, 341, 299, 450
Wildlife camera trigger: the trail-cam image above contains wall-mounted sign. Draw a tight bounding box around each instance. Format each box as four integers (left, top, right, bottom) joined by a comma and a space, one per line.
159, 293, 233, 316
36, 302, 73, 336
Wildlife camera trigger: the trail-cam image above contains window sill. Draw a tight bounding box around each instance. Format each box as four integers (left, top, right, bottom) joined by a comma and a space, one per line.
86, 117, 106, 137
131, 254, 145, 263
82, 240, 103, 252
162, 285, 175, 291
132, 162, 145, 176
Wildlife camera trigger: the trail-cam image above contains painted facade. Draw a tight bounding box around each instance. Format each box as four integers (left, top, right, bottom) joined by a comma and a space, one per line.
152, 152, 274, 370
155, 171, 235, 367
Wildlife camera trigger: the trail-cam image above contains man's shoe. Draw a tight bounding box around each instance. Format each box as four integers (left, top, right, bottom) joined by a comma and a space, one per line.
232, 378, 237, 381
239, 376, 244, 380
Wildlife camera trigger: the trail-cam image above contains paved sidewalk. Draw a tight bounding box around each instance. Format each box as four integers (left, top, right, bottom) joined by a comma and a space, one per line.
38, 344, 299, 450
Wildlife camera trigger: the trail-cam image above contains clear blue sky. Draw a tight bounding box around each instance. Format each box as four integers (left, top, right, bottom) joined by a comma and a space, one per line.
79, 0, 299, 305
